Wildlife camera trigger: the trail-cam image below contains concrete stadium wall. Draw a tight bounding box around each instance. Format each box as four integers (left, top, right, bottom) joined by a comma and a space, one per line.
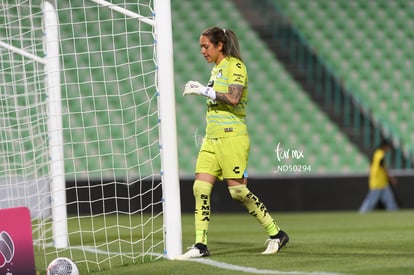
66, 173, 413, 214
179, 173, 414, 213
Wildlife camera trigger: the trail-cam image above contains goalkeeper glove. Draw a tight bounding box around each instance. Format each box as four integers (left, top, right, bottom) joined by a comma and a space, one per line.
183, 81, 216, 100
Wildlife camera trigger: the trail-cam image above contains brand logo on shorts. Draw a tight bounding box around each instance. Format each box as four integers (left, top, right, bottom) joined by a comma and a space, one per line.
233, 166, 240, 174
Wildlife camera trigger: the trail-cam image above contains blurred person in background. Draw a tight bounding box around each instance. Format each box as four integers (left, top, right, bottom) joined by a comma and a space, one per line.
359, 139, 399, 213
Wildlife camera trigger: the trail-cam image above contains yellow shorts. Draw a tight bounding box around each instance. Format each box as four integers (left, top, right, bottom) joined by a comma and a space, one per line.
195, 135, 250, 180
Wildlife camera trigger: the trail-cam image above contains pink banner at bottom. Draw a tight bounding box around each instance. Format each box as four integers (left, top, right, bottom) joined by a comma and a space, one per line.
0, 207, 36, 275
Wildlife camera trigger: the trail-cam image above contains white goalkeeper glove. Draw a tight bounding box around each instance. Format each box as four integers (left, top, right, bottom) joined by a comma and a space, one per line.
183, 81, 216, 100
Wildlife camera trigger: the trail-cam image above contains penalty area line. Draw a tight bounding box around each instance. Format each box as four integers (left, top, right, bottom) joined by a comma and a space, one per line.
186, 258, 347, 275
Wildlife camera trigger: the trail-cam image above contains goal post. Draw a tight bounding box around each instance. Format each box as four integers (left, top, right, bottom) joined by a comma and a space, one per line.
0, 0, 181, 271
43, 0, 68, 249
154, 0, 183, 259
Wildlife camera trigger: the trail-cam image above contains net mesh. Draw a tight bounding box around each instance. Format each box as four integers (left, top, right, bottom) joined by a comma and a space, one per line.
0, 0, 164, 272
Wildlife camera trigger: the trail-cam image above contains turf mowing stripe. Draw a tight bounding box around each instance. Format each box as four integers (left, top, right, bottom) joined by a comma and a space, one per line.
189, 258, 347, 275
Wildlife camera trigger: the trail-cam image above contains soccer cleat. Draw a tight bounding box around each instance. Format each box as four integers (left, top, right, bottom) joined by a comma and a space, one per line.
175, 243, 210, 260
261, 230, 289, 255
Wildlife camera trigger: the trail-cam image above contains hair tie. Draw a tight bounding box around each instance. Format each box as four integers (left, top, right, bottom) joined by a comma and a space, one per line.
223, 28, 226, 34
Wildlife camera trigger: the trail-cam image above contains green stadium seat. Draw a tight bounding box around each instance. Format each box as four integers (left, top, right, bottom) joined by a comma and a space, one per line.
276, 0, 414, 163
45, 0, 375, 176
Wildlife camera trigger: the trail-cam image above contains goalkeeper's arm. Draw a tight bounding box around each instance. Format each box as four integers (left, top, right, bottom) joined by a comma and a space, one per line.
183, 81, 243, 106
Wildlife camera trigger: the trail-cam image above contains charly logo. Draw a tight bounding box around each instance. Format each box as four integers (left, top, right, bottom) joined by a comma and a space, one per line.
0, 231, 15, 268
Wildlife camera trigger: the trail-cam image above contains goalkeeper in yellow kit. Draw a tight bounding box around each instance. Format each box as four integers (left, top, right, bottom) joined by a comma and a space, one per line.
177, 27, 289, 259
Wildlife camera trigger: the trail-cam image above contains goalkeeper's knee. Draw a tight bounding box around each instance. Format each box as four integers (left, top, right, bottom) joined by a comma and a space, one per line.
228, 184, 250, 202
193, 180, 213, 197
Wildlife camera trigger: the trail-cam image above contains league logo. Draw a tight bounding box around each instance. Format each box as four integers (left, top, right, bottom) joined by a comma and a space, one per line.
0, 231, 14, 268
0, 207, 36, 274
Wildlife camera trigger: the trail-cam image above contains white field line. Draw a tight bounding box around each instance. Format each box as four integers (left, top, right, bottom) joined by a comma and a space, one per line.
188, 258, 348, 275
49, 245, 348, 275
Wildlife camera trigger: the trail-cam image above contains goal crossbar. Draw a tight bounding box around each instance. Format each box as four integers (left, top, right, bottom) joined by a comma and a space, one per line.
89, 0, 155, 26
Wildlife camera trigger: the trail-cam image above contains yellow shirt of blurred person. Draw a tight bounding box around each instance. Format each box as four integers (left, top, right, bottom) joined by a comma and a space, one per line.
368, 148, 389, 189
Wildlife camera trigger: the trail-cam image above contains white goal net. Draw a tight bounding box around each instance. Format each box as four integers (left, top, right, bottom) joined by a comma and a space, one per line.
0, 0, 180, 272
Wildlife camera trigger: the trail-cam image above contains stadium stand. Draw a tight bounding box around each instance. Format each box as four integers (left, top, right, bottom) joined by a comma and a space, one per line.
58, 1, 159, 178
274, 0, 414, 166
171, 0, 369, 175
4, 0, 371, 177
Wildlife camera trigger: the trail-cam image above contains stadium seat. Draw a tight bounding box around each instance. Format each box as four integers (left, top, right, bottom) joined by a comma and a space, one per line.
276, 0, 414, 165
48, 0, 373, 176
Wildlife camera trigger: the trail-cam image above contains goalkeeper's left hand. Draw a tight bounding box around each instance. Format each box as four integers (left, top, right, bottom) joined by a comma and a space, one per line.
183, 81, 216, 100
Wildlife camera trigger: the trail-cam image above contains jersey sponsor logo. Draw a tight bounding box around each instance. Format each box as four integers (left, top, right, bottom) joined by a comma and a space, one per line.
233, 77, 243, 84
246, 192, 269, 218
200, 194, 210, 222
224, 127, 233, 133
232, 73, 244, 83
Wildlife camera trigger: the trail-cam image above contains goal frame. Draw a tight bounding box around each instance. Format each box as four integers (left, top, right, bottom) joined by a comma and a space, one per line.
153, 0, 183, 259
1, 0, 182, 260
52, 0, 183, 259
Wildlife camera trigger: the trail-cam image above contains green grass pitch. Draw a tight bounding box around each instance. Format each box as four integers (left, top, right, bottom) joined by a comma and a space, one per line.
37, 210, 414, 274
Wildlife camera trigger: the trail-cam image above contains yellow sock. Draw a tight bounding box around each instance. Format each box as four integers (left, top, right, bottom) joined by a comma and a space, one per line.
228, 185, 280, 237
193, 180, 213, 245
